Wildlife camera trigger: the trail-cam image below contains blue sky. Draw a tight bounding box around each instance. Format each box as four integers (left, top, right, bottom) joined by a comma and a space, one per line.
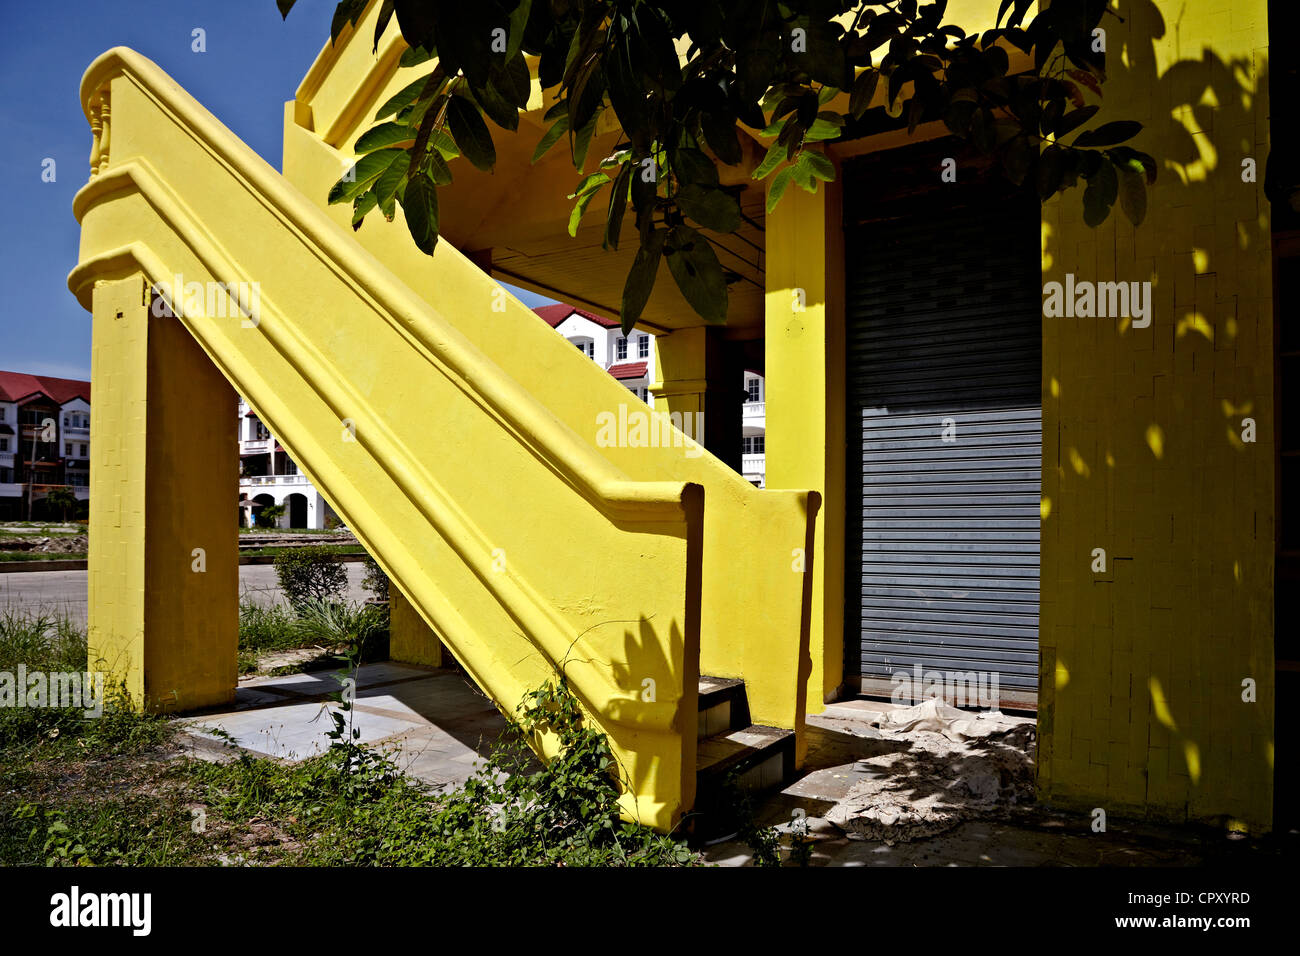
0, 0, 552, 381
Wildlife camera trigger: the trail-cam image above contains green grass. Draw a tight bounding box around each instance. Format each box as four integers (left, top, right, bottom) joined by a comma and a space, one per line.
238, 527, 350, 534
0, 607, 699, 866
0, 552, 87, 563
240, 545, 365, 558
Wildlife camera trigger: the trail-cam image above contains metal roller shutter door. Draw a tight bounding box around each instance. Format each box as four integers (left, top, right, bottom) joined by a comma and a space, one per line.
846, 196, 1042, 698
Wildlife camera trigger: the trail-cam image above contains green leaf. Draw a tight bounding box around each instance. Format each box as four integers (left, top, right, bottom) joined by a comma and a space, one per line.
766, 166, 794, 213
665, 226, 728, 324
375, 71, 436, 121
621, 229, 666, 334
399, 45, 435, 68
328, 149, 404, 205
603, 161, 632, 251
701, 111, 743, 166
496, 52, 532, 110
330, 0, 367, 45
532, 114, 570, 163
675, 185, 741, 233
570, 108, 602, 170
351, 190, 378, 231
1054, 105, 1099, 138
1082, 159, 1118, 227
1074, 121, 1143, 148
752, 140, 786, 181
849, 69, 880, 120
425, 149, 454, 186
372, 0, 396, 52
798, 150, 835, 183
473, 78, 522, 132
446, 97, 496, 171
803, 118, 842, 142
672, 148, 719, 188
354, 122, 415, 154
568, 172, 611, 236
400, 170, 440, 254
568, 171, 612, 200
505, 0, 532, 60
373, 151, 411, 205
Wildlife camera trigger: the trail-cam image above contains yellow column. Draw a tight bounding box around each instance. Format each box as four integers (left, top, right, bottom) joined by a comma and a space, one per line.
650, 326, 744, 470
764, 170, 847, 709
389, 585, 445, 667
88, 276, 238, 713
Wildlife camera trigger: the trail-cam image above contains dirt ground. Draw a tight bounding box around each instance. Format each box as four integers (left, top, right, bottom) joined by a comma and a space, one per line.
702, 699, 1296, 867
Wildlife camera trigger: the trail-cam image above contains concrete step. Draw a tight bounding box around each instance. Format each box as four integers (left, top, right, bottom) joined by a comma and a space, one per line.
690, 723, 797, 841
696, 724, 796, 793
697, 675, 748, 739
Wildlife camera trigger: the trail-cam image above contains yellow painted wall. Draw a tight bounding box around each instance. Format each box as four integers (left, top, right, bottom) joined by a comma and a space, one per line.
764, 170, 847, 712
390, 585, 443, 667
87, 276, 238, 712
1039, 0, 1275, 830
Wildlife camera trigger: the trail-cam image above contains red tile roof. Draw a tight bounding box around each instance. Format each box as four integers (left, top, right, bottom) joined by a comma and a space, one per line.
532, 304, 620, 329
607, 362, 648, 380
0, 371, 90, 405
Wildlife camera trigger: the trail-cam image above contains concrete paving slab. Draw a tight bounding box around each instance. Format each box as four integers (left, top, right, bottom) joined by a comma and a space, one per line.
178, 663, 517, 790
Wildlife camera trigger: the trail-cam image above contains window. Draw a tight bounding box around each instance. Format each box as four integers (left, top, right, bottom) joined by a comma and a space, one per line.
746, 378, 761, 403
572, 339, 594, 358
616, 337, 628, 360
637, 335, 650, 359
743, 436, 765, 455
63, 415, 70, 427
68, 472, 88, 487
79, 444, 87, 457
64, 443, 72, 456
0, 407, 5, 420
0, 439, 7, 452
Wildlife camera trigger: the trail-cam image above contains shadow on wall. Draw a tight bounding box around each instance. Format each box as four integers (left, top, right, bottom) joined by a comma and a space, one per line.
1038, 0, 1275, 829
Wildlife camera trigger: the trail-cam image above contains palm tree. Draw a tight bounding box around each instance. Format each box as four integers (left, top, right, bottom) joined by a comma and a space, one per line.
43, 486, 78, 522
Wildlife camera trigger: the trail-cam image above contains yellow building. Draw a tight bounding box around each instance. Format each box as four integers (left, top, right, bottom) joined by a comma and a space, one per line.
70, 0, 1292, 834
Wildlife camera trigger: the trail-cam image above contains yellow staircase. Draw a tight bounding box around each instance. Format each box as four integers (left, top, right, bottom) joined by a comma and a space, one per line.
68, 47, 816, 830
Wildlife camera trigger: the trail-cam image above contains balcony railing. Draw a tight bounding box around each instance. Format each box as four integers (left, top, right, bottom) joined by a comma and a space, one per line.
742, 453, 766, 473
241, 473, 308, 487
743, 402, 765, 418
241, 439, 272, 454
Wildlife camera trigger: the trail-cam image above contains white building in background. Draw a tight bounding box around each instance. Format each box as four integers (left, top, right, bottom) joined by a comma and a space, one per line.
0, 371, 93, 519
237, 397, 337, 529
533, 306, 767, 488
742, 371, 765, 488
533, 304, 656, 404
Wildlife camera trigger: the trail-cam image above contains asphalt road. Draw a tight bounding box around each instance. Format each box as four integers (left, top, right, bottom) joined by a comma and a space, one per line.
0, 564, 371, 628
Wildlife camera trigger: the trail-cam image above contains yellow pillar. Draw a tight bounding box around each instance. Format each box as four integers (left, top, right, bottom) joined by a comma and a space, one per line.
764, 169, 847, 709
389, 585, 445, 667
650, 326, 744, 471
88, 276, 238, 713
